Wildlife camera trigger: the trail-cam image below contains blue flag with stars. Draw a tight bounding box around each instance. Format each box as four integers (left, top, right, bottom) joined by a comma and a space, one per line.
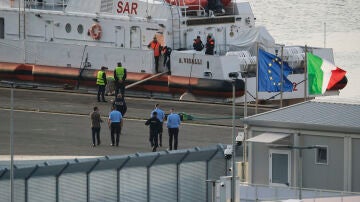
258, 49, 293, 92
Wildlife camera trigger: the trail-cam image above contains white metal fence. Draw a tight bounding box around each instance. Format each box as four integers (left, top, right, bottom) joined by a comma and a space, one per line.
0, 144, 227, 202
237, 183, 360, 202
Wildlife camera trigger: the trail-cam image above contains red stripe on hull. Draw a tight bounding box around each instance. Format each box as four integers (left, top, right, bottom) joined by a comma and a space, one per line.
0, 62, 245, 98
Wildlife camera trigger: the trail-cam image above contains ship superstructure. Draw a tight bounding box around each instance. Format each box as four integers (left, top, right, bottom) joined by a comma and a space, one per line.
0, 0, 346, 101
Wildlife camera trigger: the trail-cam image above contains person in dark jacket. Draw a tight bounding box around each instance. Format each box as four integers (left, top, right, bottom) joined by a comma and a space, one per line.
90, 106, 103, 147
205, 35, 215, 55
193, 36, 204, 51
113, 94, 127, 117
145, 111, 161, 152
162, 46, 172, 74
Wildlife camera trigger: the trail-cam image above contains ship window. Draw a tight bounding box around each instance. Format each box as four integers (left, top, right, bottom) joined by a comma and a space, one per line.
0, 18, 4, 39
65, 23, 71, 33
315, 146, 328, 165
77, 24, 83, 34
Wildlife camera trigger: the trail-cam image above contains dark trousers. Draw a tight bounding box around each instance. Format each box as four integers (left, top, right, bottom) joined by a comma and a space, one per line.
115, 81, 125, 97
91, 127, 101, 145
149, 130, 158, 148
110, 122, 121, 146
97, 85, 106, 101
158, 124, 163, 146
168, 128, 179, 150
154, 56, 160, 73
163, 57, 171, 73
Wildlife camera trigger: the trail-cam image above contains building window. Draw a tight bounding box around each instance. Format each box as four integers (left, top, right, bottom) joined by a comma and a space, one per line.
315, 146, 328, 165
65, 23, 71, 33
77, 24, 83, 34
0, 18, 4, 39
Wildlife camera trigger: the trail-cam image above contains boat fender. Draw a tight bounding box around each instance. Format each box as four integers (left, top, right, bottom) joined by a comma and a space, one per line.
89, 23, 102, 40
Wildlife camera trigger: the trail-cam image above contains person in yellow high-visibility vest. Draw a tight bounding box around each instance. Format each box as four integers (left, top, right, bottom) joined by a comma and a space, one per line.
96, 66, 108, 102
114, 62, 127, 97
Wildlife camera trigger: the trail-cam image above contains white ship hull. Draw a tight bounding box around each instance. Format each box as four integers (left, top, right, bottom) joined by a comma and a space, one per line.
0, 0, 346, 100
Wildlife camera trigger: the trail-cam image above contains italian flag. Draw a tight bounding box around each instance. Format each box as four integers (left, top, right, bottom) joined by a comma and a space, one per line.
307, 52, 346, 95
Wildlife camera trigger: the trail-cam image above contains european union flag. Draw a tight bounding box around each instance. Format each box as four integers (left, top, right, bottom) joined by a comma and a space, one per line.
258, 49, 293, 92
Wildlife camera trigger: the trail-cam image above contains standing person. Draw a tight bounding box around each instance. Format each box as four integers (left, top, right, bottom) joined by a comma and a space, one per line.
151, 104, 165, 147
113, 94, 127, 117
108, 105, 123, 147
166, 108, 181, 150
148, 36, 162, 73
162, 46, 172, 74
96, 66, 108, 102
193, 36, 204, 51
90, 106, 103, 147
205, 34, 215, 55
114, 62, 127, 97
145, 111, 161, 152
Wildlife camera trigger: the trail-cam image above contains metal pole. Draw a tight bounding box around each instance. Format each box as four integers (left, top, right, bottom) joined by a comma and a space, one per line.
280, 46, 284, 108
18, 0, 21, 39
231, 80, 236, 202
304, 45, 308, 101
10, 83, 14, 202
299, 149, 303, 200
244, 66, 248, 118
324, 22, 326, 48
255, 43, 259, 114
212, 181, 216, 202
243, 69, 247, 164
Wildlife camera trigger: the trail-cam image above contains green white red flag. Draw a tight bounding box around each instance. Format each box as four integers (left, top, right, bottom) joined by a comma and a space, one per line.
307, 52, 346, 95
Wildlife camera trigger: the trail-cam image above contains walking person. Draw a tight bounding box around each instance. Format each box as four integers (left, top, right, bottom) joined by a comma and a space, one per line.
145, 111, 161, 152
148, 36, 162, 73
90, 106, 103, 147
97, 66, 108, 102
114, 62, 127, 97
108, 105, 123, 147
113, 94, 127, 117
151, 104, 165, 147
167, 108, 181, 150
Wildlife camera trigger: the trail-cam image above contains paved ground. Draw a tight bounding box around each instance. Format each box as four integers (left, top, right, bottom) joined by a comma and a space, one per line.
0, 87, 270, 157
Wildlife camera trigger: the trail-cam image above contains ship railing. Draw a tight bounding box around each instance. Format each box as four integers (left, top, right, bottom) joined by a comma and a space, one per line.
161, 0, 206, 18
24, 0, 68, 11
238, 182, 360, 201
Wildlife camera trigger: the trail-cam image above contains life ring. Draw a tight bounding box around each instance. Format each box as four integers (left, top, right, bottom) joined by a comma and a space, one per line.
89, 23, 102, 40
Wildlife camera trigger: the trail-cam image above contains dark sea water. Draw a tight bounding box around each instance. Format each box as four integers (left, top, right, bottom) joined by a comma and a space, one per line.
247, 0, 360, 100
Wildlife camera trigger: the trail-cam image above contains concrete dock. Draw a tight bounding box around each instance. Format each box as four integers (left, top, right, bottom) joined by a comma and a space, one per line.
0, 87, 270, 157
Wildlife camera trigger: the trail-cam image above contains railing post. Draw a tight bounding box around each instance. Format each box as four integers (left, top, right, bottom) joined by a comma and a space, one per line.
116, 156, 131, 202
147, 154, 160, 202
25, 165, 39, 202
177, 151, 190, 202
86, 159, 100, 202
55, 163, 69, 202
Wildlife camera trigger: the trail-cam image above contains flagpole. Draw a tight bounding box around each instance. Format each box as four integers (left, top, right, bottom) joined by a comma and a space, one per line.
255, 42, 259, 114
324, 22, 326, 48
280, 45, 284, 108
304, 45, 308, 101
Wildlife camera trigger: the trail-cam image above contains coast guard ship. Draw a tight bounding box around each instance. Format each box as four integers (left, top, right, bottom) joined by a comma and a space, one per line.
0, 0, 347, 102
